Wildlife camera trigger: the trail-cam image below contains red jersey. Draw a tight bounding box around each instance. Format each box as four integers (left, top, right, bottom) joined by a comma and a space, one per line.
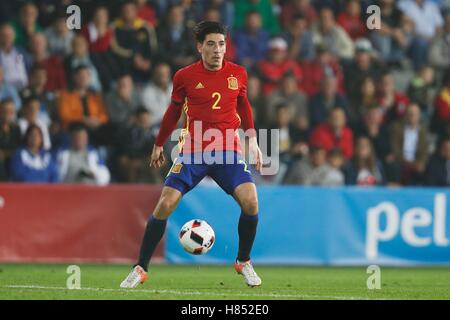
155, 60, 255, 154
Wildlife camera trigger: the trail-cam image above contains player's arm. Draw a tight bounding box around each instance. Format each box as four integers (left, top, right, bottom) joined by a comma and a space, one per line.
150, 71, 186, 168
150, 101, 183, 168
236, 75, 262, 172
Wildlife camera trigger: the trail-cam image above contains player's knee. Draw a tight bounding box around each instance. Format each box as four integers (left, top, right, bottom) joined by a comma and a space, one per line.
155, 197, 178, 219
241, 196, 258, 216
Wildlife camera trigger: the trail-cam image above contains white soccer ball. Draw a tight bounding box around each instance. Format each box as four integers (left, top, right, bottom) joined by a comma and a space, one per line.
179, 219, 215, 255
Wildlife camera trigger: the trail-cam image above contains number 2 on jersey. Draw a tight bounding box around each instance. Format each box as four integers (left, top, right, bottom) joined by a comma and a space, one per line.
211, 92, 221, 110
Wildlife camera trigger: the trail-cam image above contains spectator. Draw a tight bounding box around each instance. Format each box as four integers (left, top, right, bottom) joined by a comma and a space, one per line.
80, 6, 120, 91
311, 7, 354, 60
234, 10, 270, 69
370, 0, 409, 66
44, 11, 75, 57
425, 136, 450, 186
377, 71, 410, 125
283, 144, 344, 185
140, 62, 172, 125
233, 0, 280, 35
391, 103, 428, 184
80, 6, 113, 54
57, 65, 108, 131
308, 75, 351, 129
11, 2, 42, 49
289, 113, 311, 160
105, 73, 140, 125
117, 107, 160, 183
337, 0, 367, 41
349, 76, 378, 124
283, 14, 315, 62
257, 37, 303, 95
407, 64, 435, 116
309, 107, 354, 159
398, 0, 444, 67
0, 98, 21, 180
356, 106, 392, 163
344, 136, 384, 186
20, 65, 56, 128
0, 66, 21, 110
280, 0, 317, 29
179, 0, 203, 30
265, 73, 308, 126
203, 6, 236, 62
111, 0, 158, 83
327, 147, 346, 179
246, 74, 266, 128
156, 4, 197, 71
29, 32, 67, 92
432, 71, 450, 134
429, 10, 450, 69
18, 96, 51, 150
0, 23, 29, 90
65, 34, 102, 92
10, 124, 58, 183
302, 43, 345, 96
136, 0, 158, 26
270, 102, 293, 158
57, 123, 110, 185
204, 0, 235, 31
344, 38, 382, 101
398, 0, 443, 39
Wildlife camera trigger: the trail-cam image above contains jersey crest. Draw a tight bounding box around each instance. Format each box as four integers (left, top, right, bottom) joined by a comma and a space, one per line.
227, 76, 238, 90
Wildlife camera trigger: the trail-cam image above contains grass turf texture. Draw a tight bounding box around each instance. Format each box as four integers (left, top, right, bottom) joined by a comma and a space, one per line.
0, 264, 450, 300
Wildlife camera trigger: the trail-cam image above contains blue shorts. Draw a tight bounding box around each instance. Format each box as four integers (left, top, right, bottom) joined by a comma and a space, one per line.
164, 151, 254, 195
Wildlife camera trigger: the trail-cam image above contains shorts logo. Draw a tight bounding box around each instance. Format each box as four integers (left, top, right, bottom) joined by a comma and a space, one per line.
227, 76, 238, 90
171, 163, 183, 173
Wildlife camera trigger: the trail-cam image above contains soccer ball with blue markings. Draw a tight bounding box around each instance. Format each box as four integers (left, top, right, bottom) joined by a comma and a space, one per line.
179, 219, 215, 255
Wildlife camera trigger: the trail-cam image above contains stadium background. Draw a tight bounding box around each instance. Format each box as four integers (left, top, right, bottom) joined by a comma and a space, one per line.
0, 0, 450, 267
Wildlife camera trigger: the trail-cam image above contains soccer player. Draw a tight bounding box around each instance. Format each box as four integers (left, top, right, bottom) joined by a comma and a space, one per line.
120, 21, 263, 288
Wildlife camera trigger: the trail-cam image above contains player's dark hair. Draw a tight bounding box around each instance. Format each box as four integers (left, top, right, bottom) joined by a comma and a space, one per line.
193, 21, 227, 43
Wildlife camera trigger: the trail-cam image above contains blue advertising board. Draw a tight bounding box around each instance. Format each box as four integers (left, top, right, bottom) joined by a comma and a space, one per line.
166, 186, 450, 265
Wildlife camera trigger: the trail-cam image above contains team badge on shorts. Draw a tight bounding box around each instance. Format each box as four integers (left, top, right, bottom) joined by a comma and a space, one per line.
227, 76, 238, 90
171, 163, 183, 173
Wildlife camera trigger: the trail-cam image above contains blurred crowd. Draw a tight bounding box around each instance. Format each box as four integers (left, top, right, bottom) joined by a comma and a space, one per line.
1, 0, 450, 187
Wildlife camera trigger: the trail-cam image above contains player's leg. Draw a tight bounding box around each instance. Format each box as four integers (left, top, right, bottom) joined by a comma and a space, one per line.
233, 182, 258, 262
136, 186, 182, 270
232, 182, 262, 287
121, 156, 209, 288
120, 186, 182, 288
209, 153, 261, 286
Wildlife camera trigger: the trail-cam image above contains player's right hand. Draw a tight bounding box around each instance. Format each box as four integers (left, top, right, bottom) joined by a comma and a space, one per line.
150, 145, 165, 168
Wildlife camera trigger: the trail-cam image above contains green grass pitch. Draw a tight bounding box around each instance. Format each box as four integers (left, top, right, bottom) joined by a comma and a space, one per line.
1, 264, 450, 300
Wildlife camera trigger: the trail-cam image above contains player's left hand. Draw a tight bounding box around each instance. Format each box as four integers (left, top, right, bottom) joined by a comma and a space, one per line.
248, 137, 263, 173
150, 145, 166, 168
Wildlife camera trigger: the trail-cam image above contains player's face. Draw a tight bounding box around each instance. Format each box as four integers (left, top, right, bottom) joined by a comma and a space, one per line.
198, 33, 226, 70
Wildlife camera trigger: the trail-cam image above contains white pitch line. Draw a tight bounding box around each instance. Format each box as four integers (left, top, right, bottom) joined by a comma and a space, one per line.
0, 285, 378, 300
